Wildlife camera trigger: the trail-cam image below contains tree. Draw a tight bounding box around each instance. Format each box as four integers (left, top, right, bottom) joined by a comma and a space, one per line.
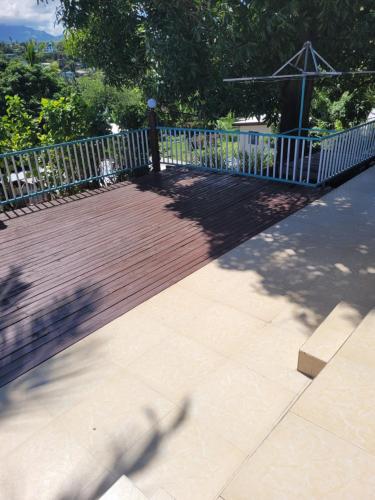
0, 60, 65, 116
77, 72, 146, 133
0, 95, 37, 152
24, 40, 38, 66
77, 73, 112, 136
110, 86, 146, 130
38, 94, 88, 144
47, 0, 375, 131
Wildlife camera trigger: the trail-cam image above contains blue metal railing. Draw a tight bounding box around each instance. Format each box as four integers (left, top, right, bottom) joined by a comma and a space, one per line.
0, 129, 150, 206
158, 126, 318, 186
317, 119, 375, 183
158, 121, 375, 186
1, 120, 374, 207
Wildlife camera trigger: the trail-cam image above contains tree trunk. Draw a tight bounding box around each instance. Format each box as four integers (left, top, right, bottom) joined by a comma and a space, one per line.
278, 78, 314, 162
279, 78, 314, 135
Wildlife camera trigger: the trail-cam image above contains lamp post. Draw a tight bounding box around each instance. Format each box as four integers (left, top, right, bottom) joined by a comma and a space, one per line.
147, 98, 160, 173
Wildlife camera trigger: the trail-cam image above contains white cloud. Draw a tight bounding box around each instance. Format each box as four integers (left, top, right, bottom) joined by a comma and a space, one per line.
0, 0, 63, 35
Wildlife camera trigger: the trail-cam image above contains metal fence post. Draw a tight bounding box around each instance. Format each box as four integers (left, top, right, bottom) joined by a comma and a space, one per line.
147, 101, 160, 172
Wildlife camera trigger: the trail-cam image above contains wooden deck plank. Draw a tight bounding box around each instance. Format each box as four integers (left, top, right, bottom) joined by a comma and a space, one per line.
0, 169, 321, 385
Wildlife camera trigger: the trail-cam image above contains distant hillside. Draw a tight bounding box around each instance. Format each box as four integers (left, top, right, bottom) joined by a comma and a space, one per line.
0, 24, 62, 43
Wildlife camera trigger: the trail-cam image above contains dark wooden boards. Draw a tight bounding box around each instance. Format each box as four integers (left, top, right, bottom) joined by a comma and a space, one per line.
0, 168, 321, 386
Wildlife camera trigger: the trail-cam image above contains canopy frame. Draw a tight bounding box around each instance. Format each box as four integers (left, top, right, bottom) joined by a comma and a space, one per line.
224, 41, 375, 135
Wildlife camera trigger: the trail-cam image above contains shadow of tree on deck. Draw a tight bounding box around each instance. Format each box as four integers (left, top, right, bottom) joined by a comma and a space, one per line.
0, 265, 102, 409
133, 169, 317, 258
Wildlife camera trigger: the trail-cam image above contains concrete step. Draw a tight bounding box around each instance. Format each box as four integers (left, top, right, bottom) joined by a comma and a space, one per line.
297, 302, 363, 378
99, 475, 148, 500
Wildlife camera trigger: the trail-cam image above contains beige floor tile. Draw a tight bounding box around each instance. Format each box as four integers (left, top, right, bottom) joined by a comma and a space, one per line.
144, 285, 217, 332
232, 324, 311, 393
270, 303, 321, 337
189, 360, 295, 453
176, 258, 289, 323
3, 336, 125, 419
0, 390, 53, 459
222, 413, 375, 500
0, 419, 111, 500
126, 335, 225, 403
40, 354, 124, 418
57, 367, 176, 465
170, 301, 267, 357
103, 316, 173, 368
198, 281, 288, 322
293, 356, 375, 454
127, 417, 245, 500
177, 259, 262, 296
150, 488, 176, 499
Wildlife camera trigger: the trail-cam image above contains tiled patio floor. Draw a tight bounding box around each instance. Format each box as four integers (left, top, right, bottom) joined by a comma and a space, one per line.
0, 167, 374, 500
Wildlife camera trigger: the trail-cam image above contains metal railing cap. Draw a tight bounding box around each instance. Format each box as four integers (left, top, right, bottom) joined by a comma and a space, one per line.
157, 126, 321, 142
0, 128, 149, 159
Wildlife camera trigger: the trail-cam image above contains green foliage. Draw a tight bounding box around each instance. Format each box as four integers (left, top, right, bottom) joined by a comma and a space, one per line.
24, 40, 38, 66
0, 95, 37, 152
46, 0, 375, 129
77, 73, 111, 136
110, 86, 146, 129
0, 60, 65, 116
312, 85, 375, 130
38, 94, 88, 144
215, 112, 236, 131
77, 72, 146, 132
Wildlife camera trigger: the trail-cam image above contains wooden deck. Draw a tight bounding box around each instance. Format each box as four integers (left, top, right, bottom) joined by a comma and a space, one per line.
0, 168, 322, 386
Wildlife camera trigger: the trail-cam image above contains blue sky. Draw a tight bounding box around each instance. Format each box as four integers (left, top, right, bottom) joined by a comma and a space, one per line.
0, 0, 63, 35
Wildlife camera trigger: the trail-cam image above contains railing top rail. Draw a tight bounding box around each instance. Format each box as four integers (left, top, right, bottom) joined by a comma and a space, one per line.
0, 128, 149, 159
321, 119, 375, 140
157, 125, 321, 142
283, 127, 333, 135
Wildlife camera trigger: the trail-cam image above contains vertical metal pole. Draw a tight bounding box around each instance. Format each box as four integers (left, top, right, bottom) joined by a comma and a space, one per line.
148, 109, 160, 172
298, 75, 307, 136
298, 42, 310, 136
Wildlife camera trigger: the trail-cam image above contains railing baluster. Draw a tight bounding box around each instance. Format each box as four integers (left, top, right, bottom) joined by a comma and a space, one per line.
11, 155, 23, 196
84, 142, 93, 178
19, 154, 30, 196
131, 132, 138, 169
292, 139, 298, 181
244, 134, 247, 174
140, 130, 146, 166
96, 140, 103, 179
254, 135, 258, 175
120, 135, 128, 169
33, 151, 46, 190
285, 139, 291, 180
111, 135, 118, 169
67, 145, 76, 183
299, 138, 306, 183
4, 157, 17, 199
0, 159, 9, 201
260, 136, 264, 176
60, 146, 70, 184
135, 131, 141, 168
279, 138, 284, 179
266, 136, 271, 177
